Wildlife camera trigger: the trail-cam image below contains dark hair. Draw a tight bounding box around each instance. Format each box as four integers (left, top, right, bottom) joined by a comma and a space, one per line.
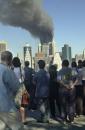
1, 51, 12, 65
54, 64, 58, 70
49, 65, 57, 80
38, 60, 45, 69
62, 60, 69, 67
78, 60, 82, 68
71, 61, 77, 68
25, 61, 29, 67
82, 60, 85, 67
78, 60, 82, 64
12, 57, 21, 67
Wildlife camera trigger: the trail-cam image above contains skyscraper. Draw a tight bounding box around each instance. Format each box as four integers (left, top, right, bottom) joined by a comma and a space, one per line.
49, 40, 56, 56
41, 44, 49, 57
0, 41, 7, 61
83, 49, 85, 58
62, 44, 72, 63
75, 49, 85, 63
38, 43, 42, 53
23, 44, 32, 67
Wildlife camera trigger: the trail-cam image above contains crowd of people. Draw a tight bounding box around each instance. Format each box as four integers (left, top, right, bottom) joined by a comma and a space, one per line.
0, 50, 85, 130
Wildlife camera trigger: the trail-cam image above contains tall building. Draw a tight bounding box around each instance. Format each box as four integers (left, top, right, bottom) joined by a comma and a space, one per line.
23, 44, 32, 67
0, 41, 7, 61
36, 41, 62, 71
38, 40, 56, 57
34, 52, 44, 71
53, 52, 62, 71
41, 44, 49, 57
49, 42, 53, 55
38, 43, 42, 53
62, 44, 72, 63
83, 49, 85, 58
75, 54, 83, 63
49, 40, 56, 56
75, 49, 85, 63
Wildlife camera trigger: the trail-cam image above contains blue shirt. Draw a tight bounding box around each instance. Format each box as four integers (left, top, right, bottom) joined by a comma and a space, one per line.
0, 64, 20, 112
33, 69, 50, 98
57, 67, 72, 85
24, 67, 34, 85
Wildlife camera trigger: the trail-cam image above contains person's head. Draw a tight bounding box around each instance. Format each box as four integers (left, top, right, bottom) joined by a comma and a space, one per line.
62, 59, 69, 68
1, 51, 12, 66
38, 60, 45, 69
78, 60, 82, 68
25, 61, 29, 67
71, 61, 77, 68
49, 65, 57, 79
54, 64, 58, 70
49, 65, 57, 72
12, 57, 21, 68
82, 60, 85, 67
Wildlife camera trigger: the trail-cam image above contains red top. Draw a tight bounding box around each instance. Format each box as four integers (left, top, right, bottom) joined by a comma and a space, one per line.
21, 92, 30, 105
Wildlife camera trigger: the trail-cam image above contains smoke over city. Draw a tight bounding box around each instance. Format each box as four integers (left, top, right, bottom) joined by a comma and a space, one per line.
0, 0, 53, 43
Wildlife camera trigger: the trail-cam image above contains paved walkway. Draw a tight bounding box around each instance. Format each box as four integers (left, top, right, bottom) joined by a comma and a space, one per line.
0, 110, 84, 130
24, 111, 85, 130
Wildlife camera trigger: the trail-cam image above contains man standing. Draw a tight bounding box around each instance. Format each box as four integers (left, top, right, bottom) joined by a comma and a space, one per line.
57, 60, 76, 123
0, 51, 23, 130
33, 60, 50, 123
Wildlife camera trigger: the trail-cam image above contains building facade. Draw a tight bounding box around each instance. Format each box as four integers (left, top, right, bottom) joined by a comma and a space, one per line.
83, 49, 85, 59
41, 44, 49, 57
62, 44, 72, 63
75, 49, 85, 63
35, 41, 62, 71
34, 52, 44, 71
23, 44, 32, 67
38, 43, 42, 53
0, 41, 7, 61
49, 40, 56, 56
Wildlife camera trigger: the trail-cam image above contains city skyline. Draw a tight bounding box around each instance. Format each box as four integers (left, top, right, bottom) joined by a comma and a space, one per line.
0, 0, 85, 57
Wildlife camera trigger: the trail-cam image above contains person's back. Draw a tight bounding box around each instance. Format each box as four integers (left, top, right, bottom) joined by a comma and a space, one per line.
71, 62, 78, 81
80, 60, 85, 115
24, 61, 34, 92
24, 67, 33, 87
49, 65, 61, 117
24, 62, 36, 110
58, 67, 72, 87
0, 51, 23, 130
57, 60, 75, 122
33, 60, 49, 123
12, 57, 24, 83
80, 60, 85, 81
0, 64, 18, 112
34, 69, 49, 98
49, 65, 57, 81
0, 55, 20, 112
49, 65, 58, 98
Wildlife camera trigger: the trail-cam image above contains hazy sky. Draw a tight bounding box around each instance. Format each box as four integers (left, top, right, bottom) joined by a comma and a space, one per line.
0, 0, 85, 57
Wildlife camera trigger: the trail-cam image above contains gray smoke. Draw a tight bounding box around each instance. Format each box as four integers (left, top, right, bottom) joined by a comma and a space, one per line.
0, 0, 53, 43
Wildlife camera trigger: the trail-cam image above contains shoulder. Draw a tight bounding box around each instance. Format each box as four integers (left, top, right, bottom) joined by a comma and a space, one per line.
3, 67, 16, 82
14, 67, 20, 73
0, 64, 8, 71
34, 71, 38, 77
5, 68, 16, 78
66, 67, 72, 72
58, 68, 63, 75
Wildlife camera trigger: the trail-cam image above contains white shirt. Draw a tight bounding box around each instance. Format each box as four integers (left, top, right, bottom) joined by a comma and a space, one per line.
14, 67, 24, 83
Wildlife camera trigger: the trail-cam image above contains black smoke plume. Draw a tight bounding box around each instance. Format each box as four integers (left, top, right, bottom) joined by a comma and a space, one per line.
0, 0, 53, 43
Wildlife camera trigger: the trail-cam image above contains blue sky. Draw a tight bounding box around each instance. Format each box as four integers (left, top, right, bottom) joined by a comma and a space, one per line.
0, 0, 85, 57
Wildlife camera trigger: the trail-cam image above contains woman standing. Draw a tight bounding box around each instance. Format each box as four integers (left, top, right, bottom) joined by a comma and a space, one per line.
12, 57, 29, 125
